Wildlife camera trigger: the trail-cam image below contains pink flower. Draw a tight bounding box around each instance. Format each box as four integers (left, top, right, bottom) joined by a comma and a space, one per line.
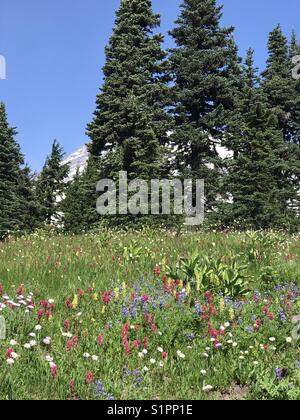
133, 340, 140, 350
151, 323, 157, 334
162, 352, 168, 360
6, 348, 14, 360
64, 320, 71, 332
65, 298, 73, 309
16, 286, 25, 296
143, 337, 149, 349
141, 294, 149, 304
37, 309, 44, 320
85, 372, 94, 385
254, 319, 262, 330
77, 288, 85, 298
50, 364, 58, 379
66, 336, 78, 351
102, 291, 112, 305
97, 334, 104, 346
154, 266, 161, 276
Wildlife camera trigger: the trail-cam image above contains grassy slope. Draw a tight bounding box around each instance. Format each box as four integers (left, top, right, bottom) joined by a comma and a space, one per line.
0, 230, 300, 400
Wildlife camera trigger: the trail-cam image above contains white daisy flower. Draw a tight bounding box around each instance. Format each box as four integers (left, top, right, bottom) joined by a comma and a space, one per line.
11, 352, 19, 360
43, 337, 52, 346
202, 385, 213, 392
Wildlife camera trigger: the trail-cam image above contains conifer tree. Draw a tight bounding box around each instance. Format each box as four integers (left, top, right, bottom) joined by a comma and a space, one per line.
16, 165, 41, 232
261, 26, 300, 223
36, 140, 69, 225
262, 25, 300, 144
290, 30, 300, 58
62, 158, 100, 233
169, 0, 242, 211
87, 0, 171, 181
224, 49, 299, 229
0, 103, 25, 238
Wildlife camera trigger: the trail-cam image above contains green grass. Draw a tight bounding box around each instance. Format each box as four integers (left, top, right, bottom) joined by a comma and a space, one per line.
0, 229, 300, 400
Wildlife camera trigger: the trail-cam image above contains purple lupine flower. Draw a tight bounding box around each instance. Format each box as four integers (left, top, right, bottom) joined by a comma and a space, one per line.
122, 306, 129, 318
195, 303, 202, 316
275, 368, 284, 380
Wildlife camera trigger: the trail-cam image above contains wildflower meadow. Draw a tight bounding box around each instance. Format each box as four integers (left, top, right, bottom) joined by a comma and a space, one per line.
1, 229, 300, 400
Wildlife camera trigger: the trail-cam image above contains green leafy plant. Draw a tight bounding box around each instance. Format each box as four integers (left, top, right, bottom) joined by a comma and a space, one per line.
122, 240, 143, 263
167, 252, 249, 298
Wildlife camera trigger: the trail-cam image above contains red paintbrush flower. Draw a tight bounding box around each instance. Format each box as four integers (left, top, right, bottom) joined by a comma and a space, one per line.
133, 340, 140, 350
85, 372, 94, 385
102, 291, 112, 305
50, 364, 58, 379
66, 336, 78, 351
98, 334, 104, 346
6, 348, 14, 359
64, 319, 71, 331
154, 266, 161, 276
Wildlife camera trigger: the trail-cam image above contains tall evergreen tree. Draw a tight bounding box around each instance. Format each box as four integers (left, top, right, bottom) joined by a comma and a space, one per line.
16, 165, 41, 232
290, 30, 300, 58
169, 0, 242, 211
87, 0, 171, 181
36, 140, 69, 225
0, 103, 25, 238
224, 51, 280, 228
262, 25, 300, 144
224, 48, 300, 229
261, 26, 300, 223
62, 158, 100, 233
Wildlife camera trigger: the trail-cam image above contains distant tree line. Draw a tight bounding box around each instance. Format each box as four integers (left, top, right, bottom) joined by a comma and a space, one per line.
1, 0, 300, 237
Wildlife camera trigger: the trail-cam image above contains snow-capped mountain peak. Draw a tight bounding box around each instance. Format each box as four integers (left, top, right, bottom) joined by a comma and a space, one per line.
62, 145, 89, 182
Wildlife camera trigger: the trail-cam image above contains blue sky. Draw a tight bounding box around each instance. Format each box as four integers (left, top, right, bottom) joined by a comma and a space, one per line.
0, 0, 299, 171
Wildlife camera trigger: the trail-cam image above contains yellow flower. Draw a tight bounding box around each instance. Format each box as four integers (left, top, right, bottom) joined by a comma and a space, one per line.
101, 306, 106, 314
219, 298, 225, 314
297, 300, 300, 309
72, 294, 78, 310
114, 288, 120, 299
178, 280, 183, 289
92, 293, 98, 301
122, 282, 127, 298
229, 307, 235, 320
186, 283, 191, 296
195, 272, 201, 292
